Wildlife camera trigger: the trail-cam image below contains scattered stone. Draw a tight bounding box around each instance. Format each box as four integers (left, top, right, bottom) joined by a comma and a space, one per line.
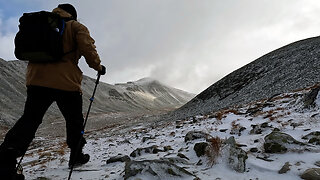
256, 156, 273, 162
314, 161, 320, 167
250, 122, 272, 134
106, 155, 131, 164
142, 136, 155, 143
160, 157, 191, 165
230, 126, 246, 136
185, 131, 212, 142
130, 145, 164, 157
177, 153, 190, 160
124, 160, 196, 180
301, 168, 320, 180
164, 145, 173, 152
302, 131, 320, 145
278, 162, 291, 174
194, 142, 209, 157
35, 178, 51, 180
290, 122, 303, 129
246, 107, 262, 116
118, 139, 131, 144
196, 159, 203, 166
219, 129, 228, 132
250, 125, 262, 134
249, 148, 259, 153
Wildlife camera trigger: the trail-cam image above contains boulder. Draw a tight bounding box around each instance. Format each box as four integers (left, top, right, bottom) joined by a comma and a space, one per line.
302, 131, 320, 145
264, 130, 305, 153
106, 155, 131, 164
225, 136, 248, 173
278, 162, 291, 174
194, 142, 210, 157
303, 86, 320, 108
301, 168, 320, 180
130, 145, 164, 157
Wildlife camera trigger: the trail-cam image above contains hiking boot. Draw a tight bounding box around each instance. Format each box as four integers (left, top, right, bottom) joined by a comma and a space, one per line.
68, 151, 90, 168
0, 147, 25, 179
13, 174, 25, 180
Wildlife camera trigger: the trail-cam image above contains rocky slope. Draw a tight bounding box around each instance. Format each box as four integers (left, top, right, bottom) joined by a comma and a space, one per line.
0, 59, 195, 129
172, 36, 320, 120
21, 82, 320, 180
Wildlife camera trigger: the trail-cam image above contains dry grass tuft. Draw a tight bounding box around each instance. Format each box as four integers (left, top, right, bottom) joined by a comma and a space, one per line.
206, 137, 222, 166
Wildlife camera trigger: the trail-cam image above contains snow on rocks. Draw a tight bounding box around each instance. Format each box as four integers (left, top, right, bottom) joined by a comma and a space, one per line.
21, 85, 320, 179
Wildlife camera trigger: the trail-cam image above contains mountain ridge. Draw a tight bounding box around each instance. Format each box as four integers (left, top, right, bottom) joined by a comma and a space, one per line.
0, 59, 195, 129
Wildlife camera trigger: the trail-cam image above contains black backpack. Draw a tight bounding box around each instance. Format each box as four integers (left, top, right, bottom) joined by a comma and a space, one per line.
14, 11, 69, 62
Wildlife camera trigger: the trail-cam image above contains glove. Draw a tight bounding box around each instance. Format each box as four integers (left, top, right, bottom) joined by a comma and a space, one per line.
98, 65, 106, 75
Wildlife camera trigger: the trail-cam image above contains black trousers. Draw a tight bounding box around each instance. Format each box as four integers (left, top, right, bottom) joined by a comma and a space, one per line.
0, 86, 86, 158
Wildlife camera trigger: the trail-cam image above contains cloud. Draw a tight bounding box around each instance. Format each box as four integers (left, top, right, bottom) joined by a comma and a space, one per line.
2, 1, 320, 93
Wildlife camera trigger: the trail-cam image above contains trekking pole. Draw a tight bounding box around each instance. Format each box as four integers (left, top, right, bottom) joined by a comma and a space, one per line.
68, 73, 101, 180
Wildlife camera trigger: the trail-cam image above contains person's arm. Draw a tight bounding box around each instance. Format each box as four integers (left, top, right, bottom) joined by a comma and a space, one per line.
75, 23, 103, 71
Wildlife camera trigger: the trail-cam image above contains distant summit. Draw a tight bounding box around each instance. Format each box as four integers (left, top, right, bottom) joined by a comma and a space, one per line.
172, 36, 320, 120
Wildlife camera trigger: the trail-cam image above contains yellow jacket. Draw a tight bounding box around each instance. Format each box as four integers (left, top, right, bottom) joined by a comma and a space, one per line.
26, 7, 102, 92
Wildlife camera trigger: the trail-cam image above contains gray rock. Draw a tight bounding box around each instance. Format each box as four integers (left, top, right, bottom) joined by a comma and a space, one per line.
303, 86, 320, 108
278, 162, 291, 174
124, 160, 196, 180
160, 157, 191, 165
193, 142, 210, 157
185, 131, 212, 142
314, 161, 320, 167
130, 145, 164, 157
34, 178, 51, 180
106, 155, 131, 164
250, 122, 272, 135
302, 131, 320, 145
301, 168, 320, 180
225, 137, 248, 173
264, 131, 305, 153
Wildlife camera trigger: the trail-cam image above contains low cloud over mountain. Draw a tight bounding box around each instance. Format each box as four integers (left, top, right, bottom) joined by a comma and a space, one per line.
0, 59, 194, 129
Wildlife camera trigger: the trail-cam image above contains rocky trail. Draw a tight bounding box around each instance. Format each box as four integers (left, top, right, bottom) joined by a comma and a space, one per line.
20, 84, 320, 180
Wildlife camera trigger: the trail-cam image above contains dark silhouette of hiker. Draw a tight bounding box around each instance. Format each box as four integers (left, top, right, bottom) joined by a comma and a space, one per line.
0, 3, 106, 179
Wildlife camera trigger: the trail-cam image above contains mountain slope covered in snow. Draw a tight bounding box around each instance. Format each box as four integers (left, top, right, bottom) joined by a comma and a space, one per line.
21, 83, 320, 180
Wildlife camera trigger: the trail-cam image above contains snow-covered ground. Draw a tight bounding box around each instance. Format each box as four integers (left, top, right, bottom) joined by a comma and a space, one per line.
22, 86, 320, 180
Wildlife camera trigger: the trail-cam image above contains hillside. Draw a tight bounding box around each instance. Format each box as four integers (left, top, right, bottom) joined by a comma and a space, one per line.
21, 82, 320, 180
172, 36, 320, 120
0, 59, 194, 129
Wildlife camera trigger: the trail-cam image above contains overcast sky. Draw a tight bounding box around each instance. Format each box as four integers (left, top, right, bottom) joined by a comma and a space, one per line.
1, 0, 320, 93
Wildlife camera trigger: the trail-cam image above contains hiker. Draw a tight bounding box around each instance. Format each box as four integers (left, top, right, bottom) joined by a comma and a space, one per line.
0, 4, 106, 179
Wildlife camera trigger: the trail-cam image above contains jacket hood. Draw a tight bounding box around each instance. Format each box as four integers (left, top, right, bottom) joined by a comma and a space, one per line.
52, 7, 73, 19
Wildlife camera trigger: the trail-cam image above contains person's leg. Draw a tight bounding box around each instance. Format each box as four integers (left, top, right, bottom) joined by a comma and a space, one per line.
0, 86, 54, 178
56, 90, 89, 167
